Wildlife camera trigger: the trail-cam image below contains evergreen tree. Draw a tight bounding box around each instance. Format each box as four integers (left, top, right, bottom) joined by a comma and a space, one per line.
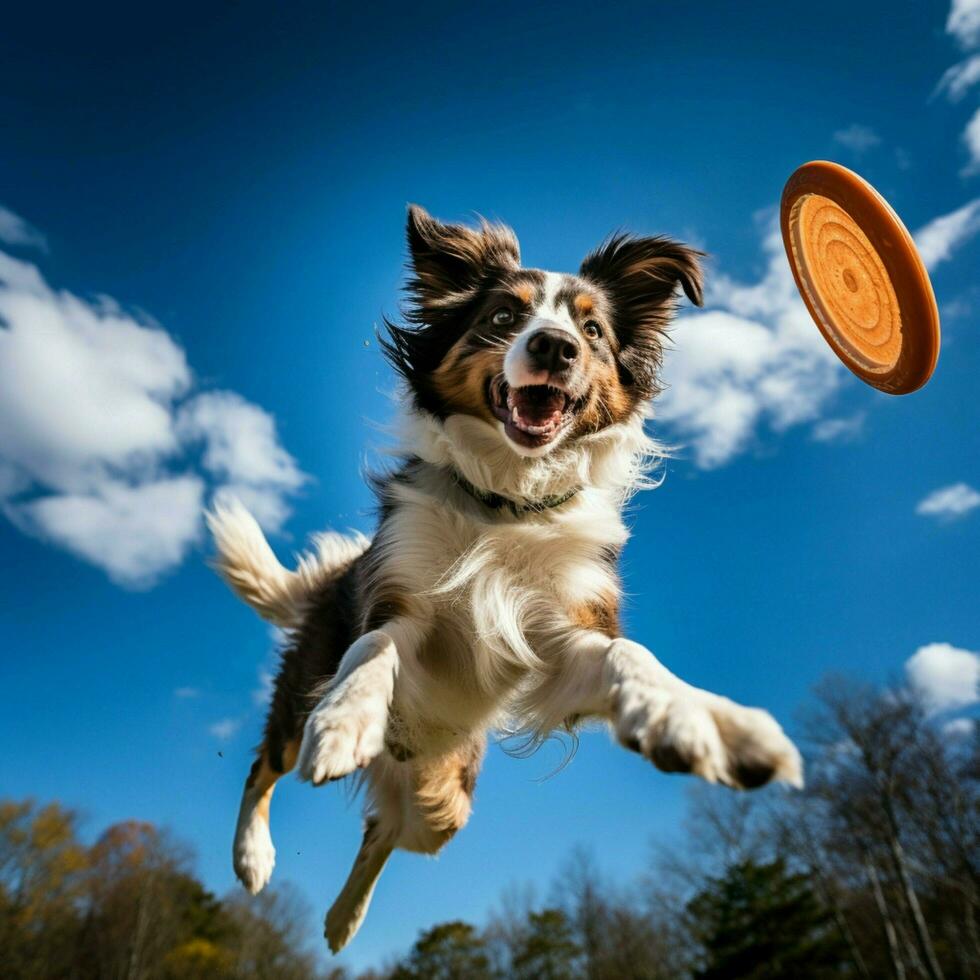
390, 920, 493, 980
511, 907, 580, 980
687, 858, 846, 980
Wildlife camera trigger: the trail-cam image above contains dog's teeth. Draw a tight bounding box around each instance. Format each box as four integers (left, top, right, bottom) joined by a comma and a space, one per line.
512, 406, 520, 424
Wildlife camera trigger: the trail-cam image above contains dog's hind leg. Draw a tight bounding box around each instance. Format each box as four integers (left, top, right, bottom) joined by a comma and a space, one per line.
324, 739, 485, 953
324, 815, 395, 954
408, 737, 485, 853
233, 739, 298, 894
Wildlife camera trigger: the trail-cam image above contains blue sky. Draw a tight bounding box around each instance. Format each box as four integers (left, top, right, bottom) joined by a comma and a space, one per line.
2, 0, 979, 970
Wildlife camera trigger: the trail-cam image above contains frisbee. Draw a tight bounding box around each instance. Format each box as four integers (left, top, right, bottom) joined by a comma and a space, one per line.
780, 161, 940, 395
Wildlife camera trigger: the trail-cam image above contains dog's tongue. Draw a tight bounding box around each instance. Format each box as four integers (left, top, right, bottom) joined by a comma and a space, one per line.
509, 385, 565, 426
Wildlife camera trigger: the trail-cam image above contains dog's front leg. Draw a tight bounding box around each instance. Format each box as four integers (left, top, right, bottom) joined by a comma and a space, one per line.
533, 631, 803, 790
297, 619, 420, 785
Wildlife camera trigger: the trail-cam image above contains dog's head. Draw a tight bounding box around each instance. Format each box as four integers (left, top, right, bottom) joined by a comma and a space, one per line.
384, 206, 703, 457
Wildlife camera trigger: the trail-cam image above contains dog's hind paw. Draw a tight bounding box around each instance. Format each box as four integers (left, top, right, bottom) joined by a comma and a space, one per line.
234, 815, 276, 894
298, 693, 388, 785
615, 684, 803, 791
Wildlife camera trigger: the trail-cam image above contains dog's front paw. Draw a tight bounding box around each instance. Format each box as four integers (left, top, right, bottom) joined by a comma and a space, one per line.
614, 684, 802, 790
708, 696, 803, 789
297, 691, 388, 785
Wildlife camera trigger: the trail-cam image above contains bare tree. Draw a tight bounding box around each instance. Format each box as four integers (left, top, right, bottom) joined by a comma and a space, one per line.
804, 680, 974, 980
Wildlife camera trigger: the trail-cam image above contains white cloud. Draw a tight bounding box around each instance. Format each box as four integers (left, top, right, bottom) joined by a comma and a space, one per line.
660, 219, 841, 468
0, 253, 190, 490
833, 124, 881, 154
947, 0, 980, 49
0, 206, 308, 586
9, 476, 205, 587
177, 392, 306, 533
936, 53, 980, 100
811, 413, 866, 444
252, 628, 285, 706
659, 187, 980, 469
209, 718, 242, 741
253, 668, 275, 707
174, 687, 201, 699
943, 717, 975, 738
916, 482, 980, 519
0, 206, 47, 251
962, 106, 980, 176
906, 643, 980, 714
913, 198, 980, 269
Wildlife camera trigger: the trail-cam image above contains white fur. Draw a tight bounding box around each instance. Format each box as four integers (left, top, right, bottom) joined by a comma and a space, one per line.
604, 639, 803, 787
400, 407, 661, 507
502, 272, 590, 456
207, 498, 369, 628
297, 629, 402, 784
233, 786, 277, 894
540, 271, 580, 333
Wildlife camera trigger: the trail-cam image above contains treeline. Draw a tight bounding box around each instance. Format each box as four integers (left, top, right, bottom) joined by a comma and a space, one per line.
0, 802, 332, 980
3, 676, 977, 979
366, 680, 979, 979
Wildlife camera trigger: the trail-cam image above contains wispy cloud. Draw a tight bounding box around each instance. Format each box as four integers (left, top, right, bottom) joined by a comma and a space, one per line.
252, 628, 285, 707
935, 53, 980, 100
174, 686, 201, 699
832, 123, 881, 155
913, 198, 980, 269
936, 3, 980, 175
209, 718, 243, 741
962, 106, 980, 175
253, 668, 275, 707
811, 413, 866, 444
916, 482, 980, 520
660, 216, 840, 468
906, 642, 980, 714
0, 205, 47, 252
947, 0, 980, 49
0, 205, 308, 587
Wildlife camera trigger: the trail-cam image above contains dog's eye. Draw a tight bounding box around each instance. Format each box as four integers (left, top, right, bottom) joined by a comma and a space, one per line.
491, 307, 515, 327
583, 320, 603, 340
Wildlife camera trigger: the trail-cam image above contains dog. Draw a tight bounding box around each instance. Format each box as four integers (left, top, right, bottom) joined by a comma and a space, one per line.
207, 205, 803, 953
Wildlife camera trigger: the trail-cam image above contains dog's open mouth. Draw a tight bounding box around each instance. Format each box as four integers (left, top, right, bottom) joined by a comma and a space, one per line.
488, 375, 574, 450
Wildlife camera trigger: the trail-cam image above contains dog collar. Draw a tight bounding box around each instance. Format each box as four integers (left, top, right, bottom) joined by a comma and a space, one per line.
451, 470, 580, 516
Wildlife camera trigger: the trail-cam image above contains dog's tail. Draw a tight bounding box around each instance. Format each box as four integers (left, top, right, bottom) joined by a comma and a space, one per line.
324, 819, 393, 953
206, 499, 370, 629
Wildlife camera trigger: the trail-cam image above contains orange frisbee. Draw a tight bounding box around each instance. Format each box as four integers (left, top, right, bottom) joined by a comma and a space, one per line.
780, 161, 940, 395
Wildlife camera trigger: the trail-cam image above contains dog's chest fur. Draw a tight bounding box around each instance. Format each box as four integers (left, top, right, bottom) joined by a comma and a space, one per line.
372, 468, 627, 734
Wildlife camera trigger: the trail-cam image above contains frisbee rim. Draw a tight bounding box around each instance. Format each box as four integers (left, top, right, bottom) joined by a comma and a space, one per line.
780, 160, 940, 395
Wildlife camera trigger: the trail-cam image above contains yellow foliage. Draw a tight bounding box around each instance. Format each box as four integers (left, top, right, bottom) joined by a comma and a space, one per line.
162, 937, 235, 979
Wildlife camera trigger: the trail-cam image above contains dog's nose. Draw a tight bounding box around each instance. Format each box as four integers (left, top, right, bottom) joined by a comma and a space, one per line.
526, 328, 580, 374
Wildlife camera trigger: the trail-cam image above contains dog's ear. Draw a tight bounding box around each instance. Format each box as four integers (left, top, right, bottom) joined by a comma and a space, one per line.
579, 233, 704, 394
382, 207, 521, 404
405, 205, 521, 317
579, 232, 704, 313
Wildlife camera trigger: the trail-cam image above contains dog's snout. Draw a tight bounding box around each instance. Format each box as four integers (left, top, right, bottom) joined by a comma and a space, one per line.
526, 328, 580, 374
